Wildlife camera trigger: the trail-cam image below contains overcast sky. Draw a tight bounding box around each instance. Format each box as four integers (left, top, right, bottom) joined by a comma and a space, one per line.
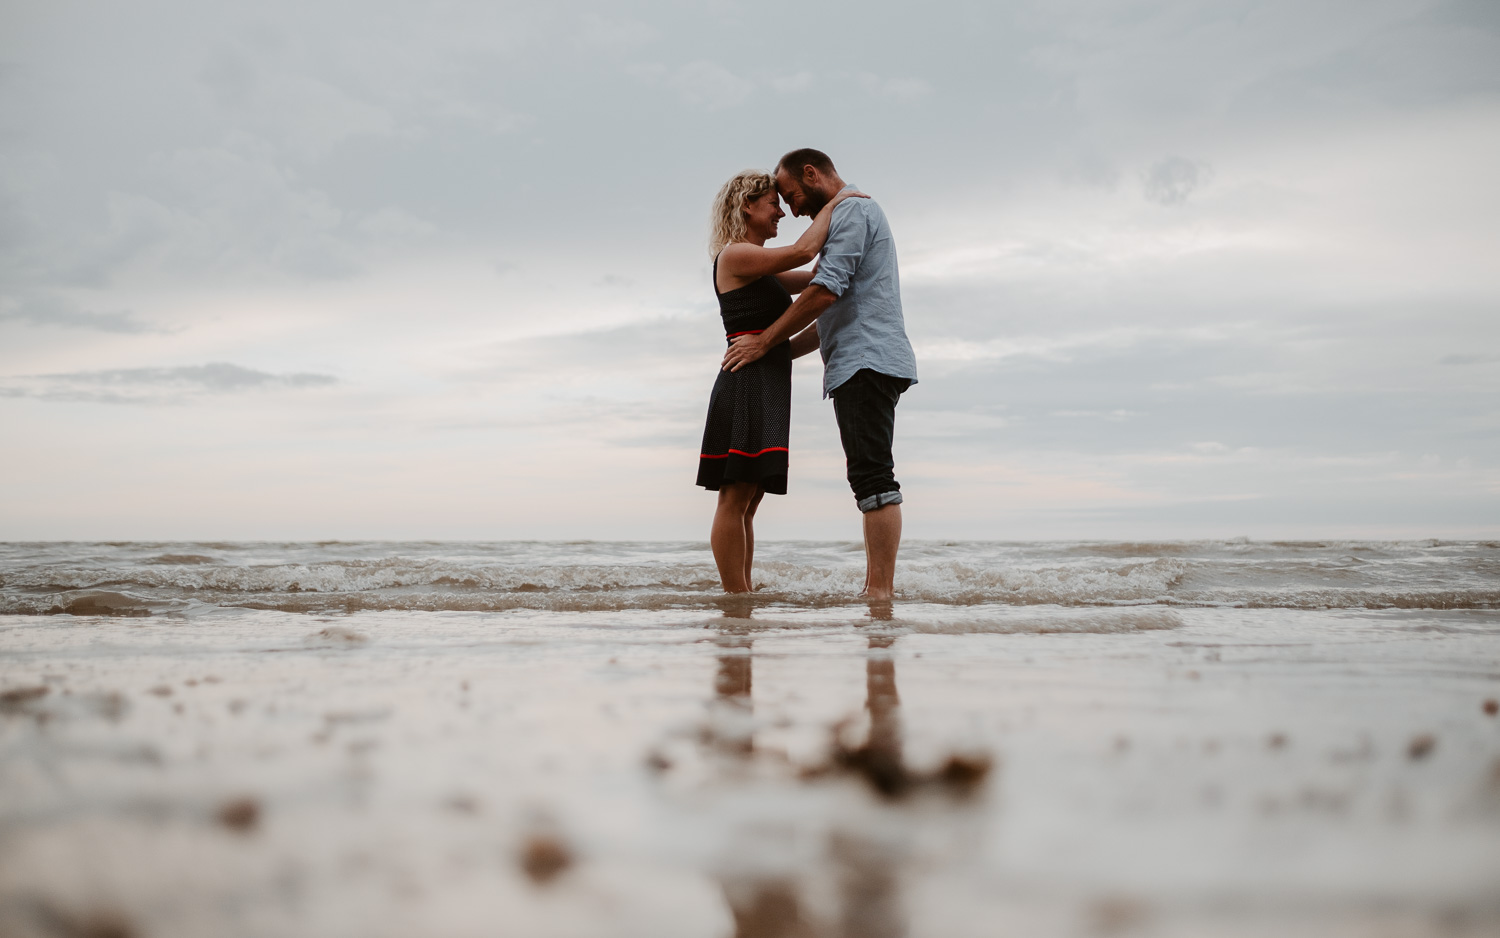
2, 0, 1498, 540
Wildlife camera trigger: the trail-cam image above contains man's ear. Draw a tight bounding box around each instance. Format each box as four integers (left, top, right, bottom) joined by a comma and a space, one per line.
801, 164, 821, 188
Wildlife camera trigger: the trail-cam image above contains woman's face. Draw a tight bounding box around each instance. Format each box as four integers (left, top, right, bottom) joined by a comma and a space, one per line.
742, 189, 785, 240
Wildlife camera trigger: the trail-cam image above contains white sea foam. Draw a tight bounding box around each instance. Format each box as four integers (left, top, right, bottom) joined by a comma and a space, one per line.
0, 540, 1494, 615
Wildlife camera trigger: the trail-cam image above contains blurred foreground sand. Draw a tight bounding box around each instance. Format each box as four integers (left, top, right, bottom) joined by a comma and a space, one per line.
2, 604, 1499, 937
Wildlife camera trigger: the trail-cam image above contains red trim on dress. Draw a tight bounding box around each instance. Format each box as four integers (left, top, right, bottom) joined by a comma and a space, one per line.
699, 446, 789, 459
726, 329, 766, 339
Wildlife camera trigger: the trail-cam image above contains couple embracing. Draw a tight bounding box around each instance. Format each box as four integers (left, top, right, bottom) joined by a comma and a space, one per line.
697, 148, 917, 600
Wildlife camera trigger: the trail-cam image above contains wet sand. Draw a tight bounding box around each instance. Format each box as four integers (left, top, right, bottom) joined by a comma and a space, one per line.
2, 603, 1499, 937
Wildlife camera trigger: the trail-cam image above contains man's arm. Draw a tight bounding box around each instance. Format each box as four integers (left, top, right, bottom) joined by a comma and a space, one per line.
722, 285, 837, 372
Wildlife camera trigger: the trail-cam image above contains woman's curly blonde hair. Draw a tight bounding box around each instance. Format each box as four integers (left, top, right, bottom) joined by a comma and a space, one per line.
709, 170, 776, 258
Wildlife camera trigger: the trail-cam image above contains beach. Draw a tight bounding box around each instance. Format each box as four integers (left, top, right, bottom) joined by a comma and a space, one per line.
2, 540, 1498, 937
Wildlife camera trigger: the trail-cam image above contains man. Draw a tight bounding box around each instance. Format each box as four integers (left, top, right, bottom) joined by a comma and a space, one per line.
722, 148, 918, 600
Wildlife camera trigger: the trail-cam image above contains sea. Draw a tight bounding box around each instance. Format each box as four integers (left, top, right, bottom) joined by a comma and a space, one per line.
2, 538, 1496, 617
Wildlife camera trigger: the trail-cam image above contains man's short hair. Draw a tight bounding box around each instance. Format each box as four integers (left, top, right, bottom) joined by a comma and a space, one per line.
776, 148, 836, 178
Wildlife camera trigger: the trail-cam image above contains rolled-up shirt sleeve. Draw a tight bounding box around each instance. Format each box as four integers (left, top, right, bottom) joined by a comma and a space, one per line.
808, 203, 868, 298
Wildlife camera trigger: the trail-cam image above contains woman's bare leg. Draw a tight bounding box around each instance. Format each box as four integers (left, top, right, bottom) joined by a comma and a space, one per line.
711, 483, 759, 592
743, 488, 765, 589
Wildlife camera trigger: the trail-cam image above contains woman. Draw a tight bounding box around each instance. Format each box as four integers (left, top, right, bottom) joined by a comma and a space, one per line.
698, 170, 865, 592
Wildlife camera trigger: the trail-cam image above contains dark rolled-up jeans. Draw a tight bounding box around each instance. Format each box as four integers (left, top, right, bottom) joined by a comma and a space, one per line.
830, 368, 912, 513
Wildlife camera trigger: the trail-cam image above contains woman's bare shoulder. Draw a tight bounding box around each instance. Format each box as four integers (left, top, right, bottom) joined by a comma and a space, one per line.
718, 241, 761, 259
717, 241, 765, 274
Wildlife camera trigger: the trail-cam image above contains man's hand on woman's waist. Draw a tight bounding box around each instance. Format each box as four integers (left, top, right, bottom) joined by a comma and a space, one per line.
722, 285, 838, 373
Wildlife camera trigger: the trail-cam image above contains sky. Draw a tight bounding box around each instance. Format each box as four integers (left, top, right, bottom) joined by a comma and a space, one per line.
2, 0, 1498, 540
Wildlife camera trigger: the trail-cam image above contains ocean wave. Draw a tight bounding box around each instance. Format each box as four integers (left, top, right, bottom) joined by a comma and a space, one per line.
0, 546, 1495, 614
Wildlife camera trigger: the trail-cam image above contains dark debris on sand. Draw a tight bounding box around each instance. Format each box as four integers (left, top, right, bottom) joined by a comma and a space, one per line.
804, 733, 995, 802
519, 833, 573, 885
723, 879, 811, 938
1090, 895, 1151, 935
1484, 698, 1498, 717
2, 686, 128, 725
1408, 734, 1437, 761
8, 899, 136, 938
217, 796, 261, 833
1, 686, 50, 713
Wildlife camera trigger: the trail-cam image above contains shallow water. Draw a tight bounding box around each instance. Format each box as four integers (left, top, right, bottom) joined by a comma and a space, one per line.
1, 542, 1498, 937
1, 539, 1496, 615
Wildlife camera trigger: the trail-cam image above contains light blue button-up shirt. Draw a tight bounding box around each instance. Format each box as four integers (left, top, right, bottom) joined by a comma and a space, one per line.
807, 185, 918, 398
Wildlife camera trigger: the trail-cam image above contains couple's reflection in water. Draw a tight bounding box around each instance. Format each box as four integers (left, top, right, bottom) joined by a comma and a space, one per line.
705, 599, 907, 938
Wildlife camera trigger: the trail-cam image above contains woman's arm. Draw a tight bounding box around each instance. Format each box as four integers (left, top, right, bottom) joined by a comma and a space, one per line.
788, 322, 820, 359
774, 270, 815, 294
718, 190, 865, 283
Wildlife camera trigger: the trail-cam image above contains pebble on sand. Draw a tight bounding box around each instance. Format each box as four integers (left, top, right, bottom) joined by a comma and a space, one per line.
519, 833, 573, 885
1091, 895, 1150, 934
0, 686, 50, 710
1407, 734, 1436, 761
217, 796, 261, 833
934, 753, 994, 798
24, 902, 135, 938
1484, 698, 1498, 717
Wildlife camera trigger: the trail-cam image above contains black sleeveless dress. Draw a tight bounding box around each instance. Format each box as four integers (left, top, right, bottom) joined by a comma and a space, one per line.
696, 256, 794, 495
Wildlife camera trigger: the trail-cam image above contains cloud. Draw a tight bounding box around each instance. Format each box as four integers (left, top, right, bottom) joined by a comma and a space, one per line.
2, 363, 337, 404
668, 61, 755, 110
194, 41, 396, 159
857, 73, 932, 102
0, 296, 161, 333
1052, 409, 1142, 421
627, 61, 755, 110
770, 72, 814, 94
1142, 157, 1212, 206
574, 13, 656, 50
0, 192, 29, 256
1440, 353, 1500, 365
198, 46, 257, 109
1060, 152, 1120, 190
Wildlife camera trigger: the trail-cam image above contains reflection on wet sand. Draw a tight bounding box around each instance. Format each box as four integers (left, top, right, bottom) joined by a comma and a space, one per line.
711, 634, 754, 760
832, 629, 904, 938
708, 610, 811, 937
853, 634, 906, 799
703, 605, 919, 938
